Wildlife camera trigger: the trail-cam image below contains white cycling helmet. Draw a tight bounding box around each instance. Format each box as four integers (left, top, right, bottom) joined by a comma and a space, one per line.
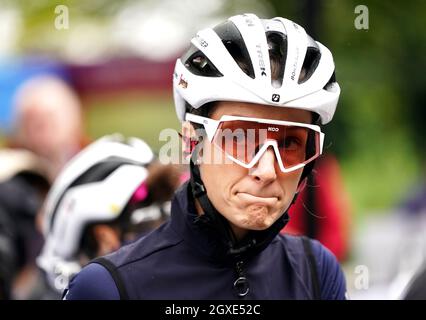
173, 13, 340, 124
37, 134, 155, 292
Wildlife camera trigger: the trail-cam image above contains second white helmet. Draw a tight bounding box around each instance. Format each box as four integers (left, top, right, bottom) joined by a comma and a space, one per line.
37, 135, 155, 291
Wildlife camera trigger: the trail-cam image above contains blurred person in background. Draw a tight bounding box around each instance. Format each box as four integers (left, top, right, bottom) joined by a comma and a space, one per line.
9, 74, 88, 181
0, 150, 50, 300
0, 74, 87, 299
348, 166, 426, 299
35, 135, 180, 299
0, 205, 17, 299
398, 161, 426, 217
397, 162, 426, 299
349, 160, 426, 300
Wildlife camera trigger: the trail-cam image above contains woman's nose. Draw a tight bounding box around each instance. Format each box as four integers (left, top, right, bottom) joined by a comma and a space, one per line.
248, 147, 278, 184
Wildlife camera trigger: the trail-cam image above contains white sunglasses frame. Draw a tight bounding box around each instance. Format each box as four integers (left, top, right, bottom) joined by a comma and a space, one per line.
185, 113, 325, 173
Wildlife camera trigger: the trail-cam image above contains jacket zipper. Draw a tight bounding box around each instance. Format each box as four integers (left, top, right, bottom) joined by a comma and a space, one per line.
233, 260, 249, 298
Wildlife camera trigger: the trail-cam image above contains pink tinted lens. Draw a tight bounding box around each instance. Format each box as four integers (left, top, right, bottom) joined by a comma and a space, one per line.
213, 120, 320, 169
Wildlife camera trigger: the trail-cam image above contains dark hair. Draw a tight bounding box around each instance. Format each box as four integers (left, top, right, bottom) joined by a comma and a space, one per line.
79, 162, 181, 259
79, 207, 132, 260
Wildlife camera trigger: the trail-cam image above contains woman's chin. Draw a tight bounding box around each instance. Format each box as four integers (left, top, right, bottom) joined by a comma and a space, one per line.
234, 209, 278, 231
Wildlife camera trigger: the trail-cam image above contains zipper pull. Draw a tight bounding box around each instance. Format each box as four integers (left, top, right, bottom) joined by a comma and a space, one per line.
233, 261, 249, 297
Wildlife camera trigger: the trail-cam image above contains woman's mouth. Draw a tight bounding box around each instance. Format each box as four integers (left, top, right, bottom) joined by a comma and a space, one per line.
236, 192, 279, 206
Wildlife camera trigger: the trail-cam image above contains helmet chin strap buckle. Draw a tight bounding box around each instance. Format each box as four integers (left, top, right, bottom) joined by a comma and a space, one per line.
192, 181, 206, 198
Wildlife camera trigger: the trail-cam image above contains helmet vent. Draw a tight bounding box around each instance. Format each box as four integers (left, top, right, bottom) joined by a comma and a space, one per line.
182, 44, 223, 77
213, 21, 255, 79
298, 39, 321, 84
266, 31, 287, 88
323, 72, 336, 90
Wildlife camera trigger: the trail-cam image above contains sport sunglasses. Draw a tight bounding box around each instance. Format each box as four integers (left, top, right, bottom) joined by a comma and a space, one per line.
185, 113, 324, 173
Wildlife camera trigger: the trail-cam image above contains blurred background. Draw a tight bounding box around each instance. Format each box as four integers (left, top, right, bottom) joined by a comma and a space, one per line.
0, 0, 425, 299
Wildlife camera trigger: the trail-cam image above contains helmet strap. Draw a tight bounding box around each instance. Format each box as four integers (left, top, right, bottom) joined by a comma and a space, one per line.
189, 159, 238, 247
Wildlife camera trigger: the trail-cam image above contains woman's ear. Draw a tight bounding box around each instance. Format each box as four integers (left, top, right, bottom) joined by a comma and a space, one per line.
181, 121, 198, 159
92, 224, 121, 256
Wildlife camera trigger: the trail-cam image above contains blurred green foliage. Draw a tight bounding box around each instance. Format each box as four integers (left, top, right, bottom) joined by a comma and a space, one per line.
84, 94, 180, 152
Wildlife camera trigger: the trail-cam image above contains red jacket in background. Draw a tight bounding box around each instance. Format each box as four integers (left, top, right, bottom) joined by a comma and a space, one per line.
283, 155, 351, 262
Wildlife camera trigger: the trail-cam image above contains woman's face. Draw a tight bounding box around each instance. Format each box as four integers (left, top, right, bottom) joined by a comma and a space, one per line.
197, 102, 312, 239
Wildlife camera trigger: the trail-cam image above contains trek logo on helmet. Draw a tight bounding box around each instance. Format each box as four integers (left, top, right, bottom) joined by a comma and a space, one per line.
272, 94, 280, 102
256, 44, 267, 77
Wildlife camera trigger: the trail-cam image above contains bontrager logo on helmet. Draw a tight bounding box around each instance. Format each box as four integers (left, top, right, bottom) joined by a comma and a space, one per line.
290, 47, 299, 81
173, 13, 340, 125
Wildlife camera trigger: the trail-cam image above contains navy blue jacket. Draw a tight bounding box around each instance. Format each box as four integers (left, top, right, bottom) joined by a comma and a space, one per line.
64, 182, 346, 300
